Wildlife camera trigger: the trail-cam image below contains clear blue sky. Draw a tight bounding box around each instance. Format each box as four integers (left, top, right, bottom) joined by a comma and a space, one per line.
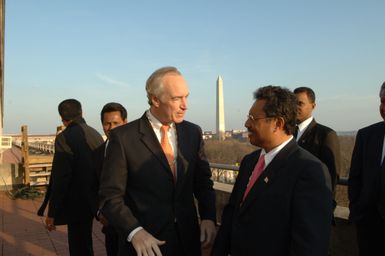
4, 0, 385, 134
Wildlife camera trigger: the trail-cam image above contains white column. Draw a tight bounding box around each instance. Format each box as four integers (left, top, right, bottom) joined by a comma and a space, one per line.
216, 76, 225, 141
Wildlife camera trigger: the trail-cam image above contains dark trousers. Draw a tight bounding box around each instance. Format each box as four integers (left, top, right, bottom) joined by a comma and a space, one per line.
159, 223, 185, 255
103, 225, 119, 256
67, 217, 94, 256
355, 209, 385, 256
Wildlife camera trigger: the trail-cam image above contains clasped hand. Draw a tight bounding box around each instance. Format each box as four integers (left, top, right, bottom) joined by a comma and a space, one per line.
132, 229, 166, 256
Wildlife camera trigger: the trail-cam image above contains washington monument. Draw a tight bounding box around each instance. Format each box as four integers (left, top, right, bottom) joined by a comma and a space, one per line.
216, 75, 225, 141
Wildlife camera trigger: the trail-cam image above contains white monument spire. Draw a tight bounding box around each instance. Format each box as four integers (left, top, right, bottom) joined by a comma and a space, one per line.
216, 75, 225, 141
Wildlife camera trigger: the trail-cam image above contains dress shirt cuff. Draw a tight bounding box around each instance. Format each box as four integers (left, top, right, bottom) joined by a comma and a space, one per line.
127, 226, 143, 242
95, 209, 101, 221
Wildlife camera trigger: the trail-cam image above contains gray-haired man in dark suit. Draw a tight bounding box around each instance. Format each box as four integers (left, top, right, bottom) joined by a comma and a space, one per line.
348, 82, 385, 255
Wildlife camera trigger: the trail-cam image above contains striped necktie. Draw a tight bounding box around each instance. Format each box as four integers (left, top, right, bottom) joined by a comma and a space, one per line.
161, 125, 176, 182
243, 154, 265, 201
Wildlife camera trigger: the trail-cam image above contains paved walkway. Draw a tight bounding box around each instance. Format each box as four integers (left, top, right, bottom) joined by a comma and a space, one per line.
0, 191, 213, 256
0, 192, 106, 256
1, 147, 23, 164
0, 147, 212, 255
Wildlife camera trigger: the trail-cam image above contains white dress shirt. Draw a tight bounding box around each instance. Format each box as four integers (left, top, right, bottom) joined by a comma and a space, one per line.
296, 116, 314, 141
263, 136, 295, 167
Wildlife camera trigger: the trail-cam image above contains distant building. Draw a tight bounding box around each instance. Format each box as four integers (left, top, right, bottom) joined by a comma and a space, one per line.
225, 131, 232, 138
203, 129, 249, 142
202, 131, 214, 140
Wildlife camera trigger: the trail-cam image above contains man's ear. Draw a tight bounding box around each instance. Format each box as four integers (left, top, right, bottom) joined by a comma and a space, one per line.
274, 117, 285, 132
151, 95, 161, 107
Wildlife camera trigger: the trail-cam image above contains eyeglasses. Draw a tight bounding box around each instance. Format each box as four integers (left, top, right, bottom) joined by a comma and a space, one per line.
247, 114, 270, 121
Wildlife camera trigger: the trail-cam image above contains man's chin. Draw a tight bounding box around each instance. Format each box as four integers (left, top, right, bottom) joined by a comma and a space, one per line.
174, 117, 185, 123
247, 135, 256, 146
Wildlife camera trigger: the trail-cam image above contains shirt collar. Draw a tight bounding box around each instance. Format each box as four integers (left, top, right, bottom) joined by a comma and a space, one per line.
146, 110, 175, 130
262, 137, 294, 167
297, 116, 313, 132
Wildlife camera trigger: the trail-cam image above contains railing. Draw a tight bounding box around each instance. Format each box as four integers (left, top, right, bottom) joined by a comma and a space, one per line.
210, 162, 348, 186
13, 140, 54, 154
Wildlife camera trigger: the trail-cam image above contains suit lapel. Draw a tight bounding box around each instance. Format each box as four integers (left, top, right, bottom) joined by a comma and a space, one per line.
298, 118, 316, 143
236, 151, 260, 204
374, 122, 385, 167
138, 114, 173, 174
239, 140, 298, 214
175, 123, 188, 188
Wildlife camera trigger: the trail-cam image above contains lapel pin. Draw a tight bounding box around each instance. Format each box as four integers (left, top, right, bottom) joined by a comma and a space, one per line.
264, 177, 269, 183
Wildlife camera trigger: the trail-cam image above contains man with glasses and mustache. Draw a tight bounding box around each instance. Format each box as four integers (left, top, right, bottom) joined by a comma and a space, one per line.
213, 86, 333, 256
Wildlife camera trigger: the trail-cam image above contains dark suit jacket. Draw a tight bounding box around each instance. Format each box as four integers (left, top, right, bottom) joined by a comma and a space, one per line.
348, 121, 385, 222
98, 114, 216, 256
213, 139, 333, 256
297, 119, 341, 194
38, 117, 104, 225
93, 141, 108, 217
93, 141, 106, 184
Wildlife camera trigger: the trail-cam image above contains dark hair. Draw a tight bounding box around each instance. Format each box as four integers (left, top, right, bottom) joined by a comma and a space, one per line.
254, 85, 297, 135
100, 102, 127, 123
293, 86, 316, 103
58, 99, 82, 121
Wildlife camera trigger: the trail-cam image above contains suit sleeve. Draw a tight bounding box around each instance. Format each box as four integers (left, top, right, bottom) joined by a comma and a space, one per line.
98, 131, 140, 238
348, 130, 363, 216
321, 130, 341, 192
193, 126, 216, 222
48, 133, 74, 218
290, 161, 333, 256
212, 154, 250, 256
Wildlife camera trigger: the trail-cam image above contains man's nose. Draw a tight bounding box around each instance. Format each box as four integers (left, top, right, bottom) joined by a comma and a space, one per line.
244, 119, 250, 128
181, 98, 188, 110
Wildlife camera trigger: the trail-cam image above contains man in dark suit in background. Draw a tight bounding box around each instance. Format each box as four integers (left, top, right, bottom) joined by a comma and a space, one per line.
99, 66, 216, 256
95, 102, 128, 256
38, 99, 104, 256
348, 82, 385, 255
294, 87, 341, 206
294, 87, 341, 256
213, 86, 332, 256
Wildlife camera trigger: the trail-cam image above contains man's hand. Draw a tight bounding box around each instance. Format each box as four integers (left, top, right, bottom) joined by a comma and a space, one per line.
200, 219, 216, 248
131, 229, 166, 256
45, 217, 56, 231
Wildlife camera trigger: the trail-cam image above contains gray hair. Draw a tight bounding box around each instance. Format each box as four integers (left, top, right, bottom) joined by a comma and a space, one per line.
145, 66, 182, 105
380, 82, 385, 97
